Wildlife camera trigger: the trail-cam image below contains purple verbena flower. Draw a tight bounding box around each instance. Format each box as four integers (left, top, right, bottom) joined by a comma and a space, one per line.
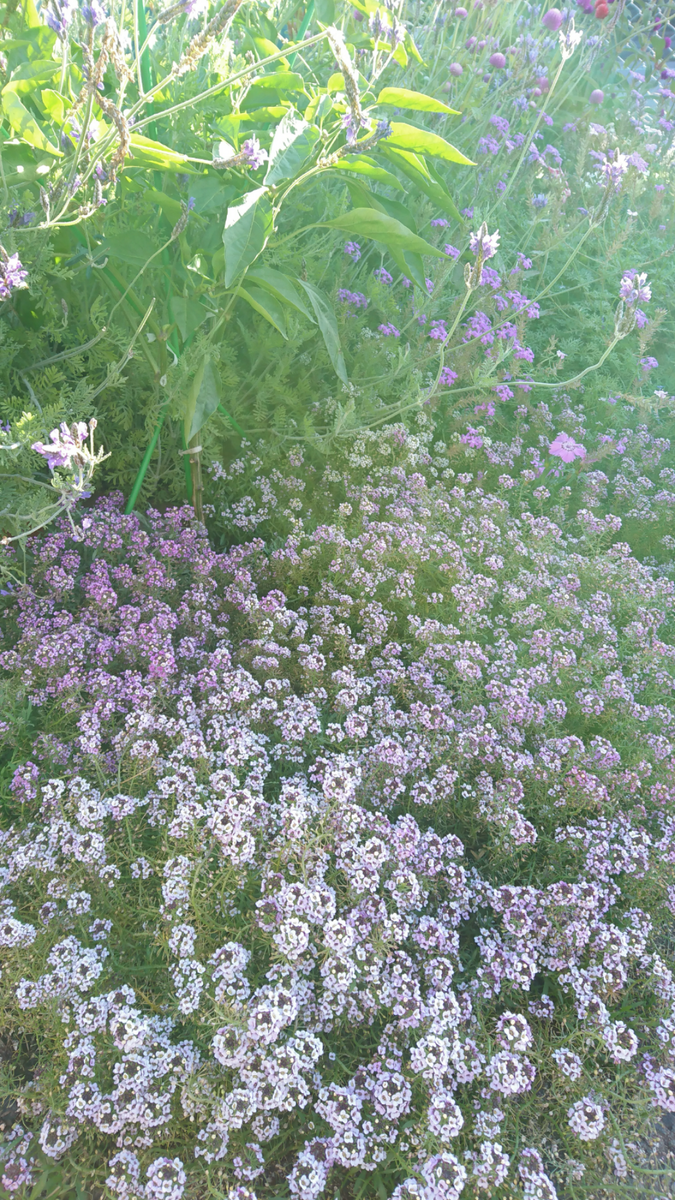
242, 136, 268, 170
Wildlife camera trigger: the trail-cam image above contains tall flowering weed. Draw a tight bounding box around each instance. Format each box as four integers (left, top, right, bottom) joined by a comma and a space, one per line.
2, 429, 675, 1196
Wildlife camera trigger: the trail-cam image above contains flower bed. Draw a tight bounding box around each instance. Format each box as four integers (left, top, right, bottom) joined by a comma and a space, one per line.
2, 428, 675, 1198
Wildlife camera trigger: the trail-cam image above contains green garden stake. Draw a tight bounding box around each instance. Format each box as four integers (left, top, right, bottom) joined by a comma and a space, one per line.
288, 0, 314, 65
124, 406, 168, 515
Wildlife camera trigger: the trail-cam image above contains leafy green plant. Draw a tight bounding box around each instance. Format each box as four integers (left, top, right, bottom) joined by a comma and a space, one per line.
0, 0, 475, 531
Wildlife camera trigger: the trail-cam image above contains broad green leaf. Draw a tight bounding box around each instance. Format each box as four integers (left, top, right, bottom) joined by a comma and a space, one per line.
170, 295, 209, 342
264, 110, 319, 185
296, 279, 348, 384
3, 60, 59, 94
381, 145, 431, 180
332, 155, 404, 190
245, 266, 315, 320
380, 145, 462, 222
188, 175, 234, 213
184, 357, 221, 442
350, 0, 379, 14
250, 71, 306, 91
128, 133, 192, 171
146, 188, 182, 224
387, 122, 475, 165
239, 105, 289, 122
105, 231, 160, 267
404, 30, 424, 63
0, 90, 61, 154
323, 208, 445, 258
305, 93, 334, 123
315, 0, 335, 20
40, 87, 65, 122
392, 41, 408, 67
377, 87, 459, 115
223, 187, 272, 287
237, 284, 289, 338
24, 0, 41, 27
327, 73, 345, 92
249, 35, 290, 67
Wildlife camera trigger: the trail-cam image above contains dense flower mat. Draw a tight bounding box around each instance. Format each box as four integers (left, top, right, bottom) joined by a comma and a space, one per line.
2, 428, 675, 1199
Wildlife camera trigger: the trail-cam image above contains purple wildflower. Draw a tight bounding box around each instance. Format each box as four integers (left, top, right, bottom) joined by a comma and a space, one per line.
242, 136, 268, 170
344, 241, 361, 262
337, 289, 368, 308
0, 249, 28, 300
378, 322, 400, 336
374, 267, 393, 285
640, 356, 658, 371
429, 320, 447, 340
82, 1, 107, 23
620, 270, 651, 306
32, 422, 89, 472
440, 366, 458, 386
444, 244, 461, 259
469, 224, 500, 260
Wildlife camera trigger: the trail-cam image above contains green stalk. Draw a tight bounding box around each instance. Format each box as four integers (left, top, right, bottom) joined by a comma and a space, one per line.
136, 0, 158, 141
124, 405, 169, 514
288, 0, 314, 66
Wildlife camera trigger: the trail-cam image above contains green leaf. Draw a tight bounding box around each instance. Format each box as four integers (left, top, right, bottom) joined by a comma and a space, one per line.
184, 356, 221, 442
170, 296, 209, 342
264, 109, 319, 185
380, 145, 462, 222
332, 155, 404, 190
404, 30, 424, 64
3, 60, 59, 94
315, 0, 335, 20
188, 176, 234, 214
377, 86, 459, 115
327, 73, 345, 92
392, 40, 408, 67
40, 87, 64, 122
322, 208, 445, 258
128, 133, 193, 171
381, 144, 431, 180
223, 187, 272, 287
387, 121, 475, 165
296, 279, 348, 384
385, 243, 426, 290
0, 90, 61, 154
237, 284, 289, 338
250, 71, 306, 91
244, 266, 315, 320
104, 231, 159, 267
146, 188, 182, 224
343, 179, 415, 233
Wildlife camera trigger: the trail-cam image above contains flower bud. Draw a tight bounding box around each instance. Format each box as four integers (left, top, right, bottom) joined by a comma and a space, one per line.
542, 8, 563, 31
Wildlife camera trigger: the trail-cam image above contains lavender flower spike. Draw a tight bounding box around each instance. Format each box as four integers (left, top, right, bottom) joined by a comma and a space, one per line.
0, 247, 28, 300
469, 223, 500, 260
82, 1, 107, 24
32, 422, 89, 472
619, 270, 651, 307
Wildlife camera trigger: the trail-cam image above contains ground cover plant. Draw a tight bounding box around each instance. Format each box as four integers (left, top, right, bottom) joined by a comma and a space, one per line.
3, 428, 675, 1198
2, 0, 675, 1199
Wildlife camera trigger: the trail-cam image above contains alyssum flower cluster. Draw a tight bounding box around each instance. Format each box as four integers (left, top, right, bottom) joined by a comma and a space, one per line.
2, 427, 675, 1197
